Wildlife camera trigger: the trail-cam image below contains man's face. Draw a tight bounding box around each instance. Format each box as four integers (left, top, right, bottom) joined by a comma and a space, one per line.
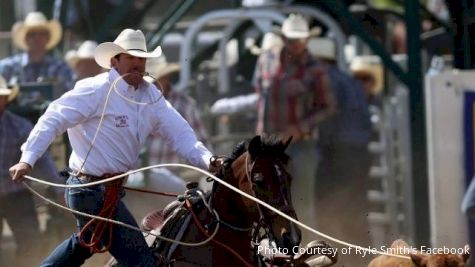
284, 37, 308, 57
355, 74, 376, 96
111, 53, 146, 88
25, 28, 50, 53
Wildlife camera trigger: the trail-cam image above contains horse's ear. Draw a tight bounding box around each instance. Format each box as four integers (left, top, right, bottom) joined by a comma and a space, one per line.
410, 253, 427, 266
283, 136, 293, 151
248, 135, 262, 158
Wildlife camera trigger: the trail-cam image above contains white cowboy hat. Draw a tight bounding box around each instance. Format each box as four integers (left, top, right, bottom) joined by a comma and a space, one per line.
94, 29, 162, 69
280, 14, 322, 39
307, 37, 336, 60
12, 11, 62, 51
350, 56, 384, 93
145, 54, 180, 80
65, 40, 98, 67
0, 75, 19, 102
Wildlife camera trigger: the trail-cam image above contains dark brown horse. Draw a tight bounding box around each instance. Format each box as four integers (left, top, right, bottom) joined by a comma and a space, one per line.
108, 135, 336, 266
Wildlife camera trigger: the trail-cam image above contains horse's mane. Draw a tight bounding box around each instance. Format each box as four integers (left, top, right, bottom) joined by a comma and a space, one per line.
227, 136, 290, 165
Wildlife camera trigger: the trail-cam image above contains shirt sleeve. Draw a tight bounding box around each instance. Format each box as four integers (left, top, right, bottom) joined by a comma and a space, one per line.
151, 97, 213, 170
301, 64, 337, 131
20, 81, 99, 167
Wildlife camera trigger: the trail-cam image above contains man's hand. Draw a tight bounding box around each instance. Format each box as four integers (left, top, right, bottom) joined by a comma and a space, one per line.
9, 162, 32, 183
209, 156, 225, 174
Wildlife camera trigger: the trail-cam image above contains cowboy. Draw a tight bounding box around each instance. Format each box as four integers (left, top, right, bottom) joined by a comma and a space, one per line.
0, 11, 74, 98
350, 56, 384, 107
0, 75, 63, 266
253, 13, 335, 244
9, 28, 215, 266
65, 40, 104, 81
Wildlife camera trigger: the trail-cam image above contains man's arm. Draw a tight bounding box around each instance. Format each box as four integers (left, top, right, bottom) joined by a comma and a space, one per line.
11, 81, 98, 181
300, 65, 337, 131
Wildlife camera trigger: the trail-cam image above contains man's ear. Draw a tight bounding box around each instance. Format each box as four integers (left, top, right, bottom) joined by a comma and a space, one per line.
110, 57, 118, 68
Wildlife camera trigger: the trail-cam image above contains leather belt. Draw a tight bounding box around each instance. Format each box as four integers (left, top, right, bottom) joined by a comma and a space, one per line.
72, 171, 126, 183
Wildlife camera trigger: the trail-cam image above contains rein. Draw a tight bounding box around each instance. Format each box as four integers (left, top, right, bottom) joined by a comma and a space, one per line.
185, 198, 254, 267
22, 164, 412, 261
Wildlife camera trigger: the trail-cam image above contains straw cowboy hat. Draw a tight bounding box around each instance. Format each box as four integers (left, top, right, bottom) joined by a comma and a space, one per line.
65, 40, 98, 67
280, 13, 321, 39
145, 55, 180, 82
12, 11, 62, 51
0, 75, 19, 102
95, 29, 162, 69
307, 37, 336, 60
350, 56, 384, 93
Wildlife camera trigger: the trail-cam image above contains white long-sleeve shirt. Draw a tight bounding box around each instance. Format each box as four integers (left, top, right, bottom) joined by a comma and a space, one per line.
20, 69, 212, 176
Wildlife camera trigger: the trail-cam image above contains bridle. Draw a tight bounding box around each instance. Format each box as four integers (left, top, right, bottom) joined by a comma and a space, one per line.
243, 153, 301, 265
186, 152, 298, 266
246, 152, 297, 219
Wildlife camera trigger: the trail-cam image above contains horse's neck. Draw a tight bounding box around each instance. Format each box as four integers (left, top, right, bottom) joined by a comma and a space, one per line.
212, 182, 254, 229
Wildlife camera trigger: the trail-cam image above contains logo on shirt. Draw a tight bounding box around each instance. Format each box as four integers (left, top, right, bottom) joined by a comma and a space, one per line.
115, 115, 129, 128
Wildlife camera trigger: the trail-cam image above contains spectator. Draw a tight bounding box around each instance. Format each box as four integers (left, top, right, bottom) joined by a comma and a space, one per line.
350, 55, 384, 107
65, 40, 104, 80
253, 13, 335, 243
0, 11, 74, 98
0, 75, 63, 266
310, 38, 373, 266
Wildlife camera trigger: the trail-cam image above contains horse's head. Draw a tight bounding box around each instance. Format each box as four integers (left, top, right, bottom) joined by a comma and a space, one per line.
227, 135, 301, 253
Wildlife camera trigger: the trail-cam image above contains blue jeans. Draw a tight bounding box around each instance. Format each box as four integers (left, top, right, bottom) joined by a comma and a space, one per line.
40, 176, 158, 267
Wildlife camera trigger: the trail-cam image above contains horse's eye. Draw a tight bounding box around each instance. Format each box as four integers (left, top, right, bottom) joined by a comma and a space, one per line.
252, 173, 264, 183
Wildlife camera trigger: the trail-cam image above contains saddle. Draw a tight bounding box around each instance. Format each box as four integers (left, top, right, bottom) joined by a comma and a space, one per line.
141, 182, 208, 264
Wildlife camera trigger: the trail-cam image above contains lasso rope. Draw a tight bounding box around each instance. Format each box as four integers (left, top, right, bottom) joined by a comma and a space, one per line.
22, 164, 410, 260
20, 71, 410, 260
22, 179, 220, 247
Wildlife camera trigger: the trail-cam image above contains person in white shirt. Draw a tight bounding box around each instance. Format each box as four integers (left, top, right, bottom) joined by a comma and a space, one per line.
9, 28, 214, 267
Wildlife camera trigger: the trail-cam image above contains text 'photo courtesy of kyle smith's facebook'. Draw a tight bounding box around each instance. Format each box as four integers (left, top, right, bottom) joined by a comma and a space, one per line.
257, 245, 470, 258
